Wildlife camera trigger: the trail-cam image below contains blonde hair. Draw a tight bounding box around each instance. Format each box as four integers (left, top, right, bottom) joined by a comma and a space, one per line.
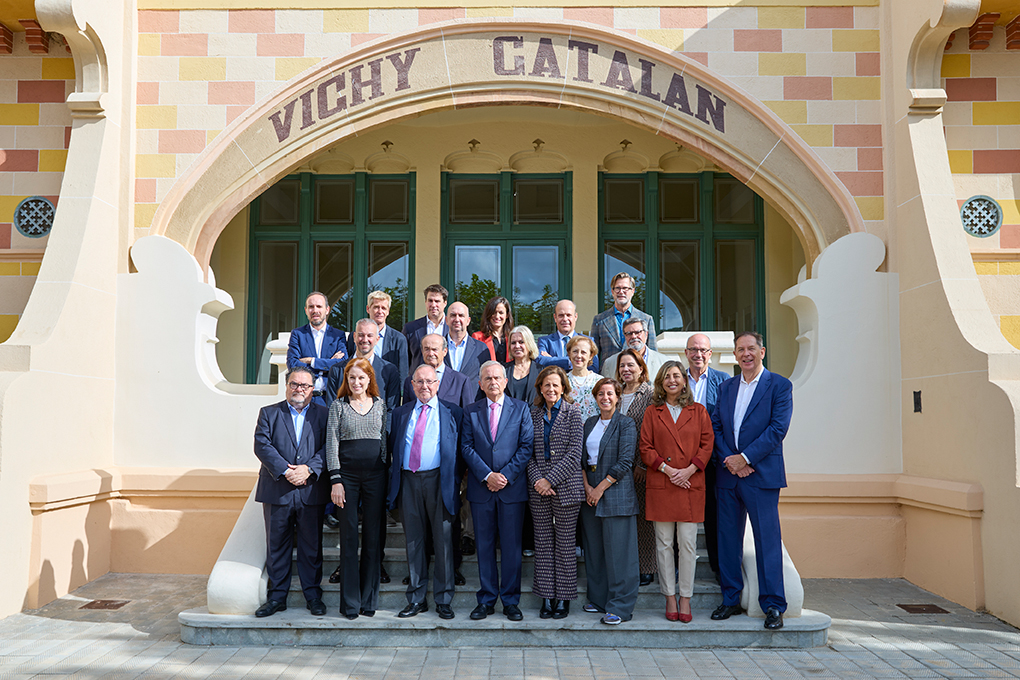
565, 335, 597, 367
367, 290, 392, 306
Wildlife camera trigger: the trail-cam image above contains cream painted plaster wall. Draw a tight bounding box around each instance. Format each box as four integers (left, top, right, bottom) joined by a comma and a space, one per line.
210, 208, 248, 384
765, 206, 806, 379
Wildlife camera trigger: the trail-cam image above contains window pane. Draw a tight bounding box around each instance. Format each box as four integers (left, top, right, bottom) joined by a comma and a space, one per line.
715, 240, 757, 333
370, 179, 409, 224
315, 179, 354, 224
659, 241, 700, 332
258, 179, 300, 225
256, 241, 298, 384
368, 242, 409, 328
660, 178, 699, 223
513, 245, 559, 335
604, 178, 644, 223
714, 177, 755, 224
314, 242, 353, 333
450, 179, 499, 224
514, 178, 563, 223
454, 245, 501, 324
603, 241, 645, 311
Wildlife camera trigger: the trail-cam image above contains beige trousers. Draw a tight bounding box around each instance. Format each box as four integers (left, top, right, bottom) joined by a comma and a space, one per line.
653, 521, 698, 597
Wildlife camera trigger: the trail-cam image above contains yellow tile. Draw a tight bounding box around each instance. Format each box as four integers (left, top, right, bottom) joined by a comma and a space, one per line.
0, 315, 18, 343
832, 29, 880, 52
21, 262, 40, 276
947, 150, 973, 174
833, 77, 881, 100
0, 263, 20, 276
764, 100, 807, 124
180, 57, 226, 81
636, 29, 684, 52
42, 58, 76, 80
207, 130, 221, 145
135, 203, 158, 230
135, 154, 176, 178
38, 149, 68, 173
466, 7, 513, 17
999, 262, 1020, 275
323, 9, 370, 32
758, 7, 804, 29
940, 54, 970, 78
791, 124, 832, 147
276, 57, 321, 81
973, 102, 1020, 126
759, 53, 805, 77
136, 105, 177, 129
1000, 315, 1020, 349
0, 104, 39, 126
974, 262, 998, 275
855, 196, 884, 221
1001, 200, 1020, 224
0, 195, 28, 219
138, 33, 161, 57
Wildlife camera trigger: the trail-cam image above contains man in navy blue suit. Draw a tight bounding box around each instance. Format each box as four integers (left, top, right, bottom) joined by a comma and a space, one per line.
402, 333, 476, 409
329, 318, 400, 418
535, 299, 600, 373
460, 361, 534, 622
253, 365, 329, 618
710, 331, 793, 630
685, 332, 730, 579
388, 365, 463, 620
402, 284, 448, 371
287, 292, 347, 408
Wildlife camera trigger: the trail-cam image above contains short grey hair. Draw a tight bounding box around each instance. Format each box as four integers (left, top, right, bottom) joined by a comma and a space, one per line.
355, 318, 379, 333
622, 317, 647, 333
479, 360, 506, 379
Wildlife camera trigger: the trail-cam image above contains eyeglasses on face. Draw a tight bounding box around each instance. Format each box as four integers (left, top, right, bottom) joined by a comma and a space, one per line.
685, 348, 711, 354
412, 379, 439, 386
287, 382, 314, 391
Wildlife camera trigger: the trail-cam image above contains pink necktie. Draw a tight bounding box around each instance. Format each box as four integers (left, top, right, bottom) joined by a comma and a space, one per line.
489, 402, 499, 441
409, 404, 429, 472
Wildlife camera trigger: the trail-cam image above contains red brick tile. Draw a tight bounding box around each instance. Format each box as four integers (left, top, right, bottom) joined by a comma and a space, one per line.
661, 7, 707, 29
974, 150, 1020, 174
158, 130, 207, 154
0, 224, 11, 249
806, 6, 853, 28
229, 9, 275, 33
137, 81, 159, 105
834, 124, 882, 147
734, 29, 782, 52
857, 147, 883, 171
999, 224, 1020, 248
162, 33, 208, 56
564, 7, 613, 27
135, 179, 157, 203
256, 33, 303, 57
685, 52, 709, 67
836, 171, 883, 196
619, 28, 637, 35
419, 8, 465, 24
209, 81, 255, 106
0, 149, 39, 172
137, 10, 179, 33
945, 77, 997, 102
351, 33, 385, 47
18, 80, 66, 103
225, 106, 249, 125
784, 76, 832, 100
64, 126, 71, 149
856, 52, 880, 76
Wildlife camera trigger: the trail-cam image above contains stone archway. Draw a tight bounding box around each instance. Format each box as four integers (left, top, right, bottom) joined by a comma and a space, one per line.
148, 20, 864, 276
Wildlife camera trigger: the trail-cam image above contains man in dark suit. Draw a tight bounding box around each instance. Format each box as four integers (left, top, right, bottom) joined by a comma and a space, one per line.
710, 331, 793, 631
348, 290, 409, 393
589, 272, 657, 364
445, 301, 489, 382
460, 361, 535, 622
253, 365, 329, 618
402, 333, 475, 409
287, 291, 347, 408
403, 284, 448, 370
329, 318, 400, 418
685, 332, 730, 579
388, 365, 463, 620
536, 299, 600, 373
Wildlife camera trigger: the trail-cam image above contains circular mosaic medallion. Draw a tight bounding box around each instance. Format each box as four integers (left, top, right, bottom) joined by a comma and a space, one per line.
13, 196, 55, 238
960, 195, 1002, 238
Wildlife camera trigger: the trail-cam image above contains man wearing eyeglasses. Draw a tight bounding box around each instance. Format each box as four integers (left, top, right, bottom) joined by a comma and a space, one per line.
601, 317, 669, 383
253, 365, 329, 618
589, 272, 657, 364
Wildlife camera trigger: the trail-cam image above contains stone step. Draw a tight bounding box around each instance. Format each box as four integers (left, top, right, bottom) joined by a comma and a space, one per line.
179, 606, 831, 648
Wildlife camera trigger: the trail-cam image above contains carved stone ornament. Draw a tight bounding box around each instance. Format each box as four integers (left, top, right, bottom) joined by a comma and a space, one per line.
309, 148, 356, 174
509, 138, 569, 173
365, 140, 411, 173
906, 0, 981, 113
658, 145, 713, 173
602, 139, 649, 173
443, 139, 503, 173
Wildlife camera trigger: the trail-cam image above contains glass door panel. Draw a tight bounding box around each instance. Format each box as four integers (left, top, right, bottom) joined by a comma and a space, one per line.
315, 242, 353, 333
512, 245, 559, 334
455, 245, 501, 323
256, 241, 298, 384
368, 241, 410, 328
603, 240, 646, 311
659, 241, 700, 332
714, 239, 757, 333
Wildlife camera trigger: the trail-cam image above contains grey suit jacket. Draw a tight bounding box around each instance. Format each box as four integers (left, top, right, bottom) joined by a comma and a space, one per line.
582, 411, 639, 518
589, 306, 657, 362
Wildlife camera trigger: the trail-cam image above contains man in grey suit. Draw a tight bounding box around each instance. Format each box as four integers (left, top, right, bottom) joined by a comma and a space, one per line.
253, 365, 329, 618
589, 273, 657, 364
601, 318, 669, 382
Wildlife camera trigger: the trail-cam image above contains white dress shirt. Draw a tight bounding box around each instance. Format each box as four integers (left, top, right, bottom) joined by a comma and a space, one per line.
688, 368, 708, 406
585, 417, 610, 466
427, 318, 446, 336
311, 326, 327, 390
448, 335, 468, 371
733, 367, 766, 459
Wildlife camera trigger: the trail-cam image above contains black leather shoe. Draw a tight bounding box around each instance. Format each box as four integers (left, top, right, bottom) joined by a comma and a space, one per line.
360, 609, 375, 617
328, 565, 342, 584
402, 575, 410, 585
255, 599, 287, 618
470, 603, 494, 620
764, 606, 784, 629
461, 536, 475, 555
380, 566, 390, 584
552, 600, 569, 619
324, 514, 340, 529
539, 598, 554, 619
306, 598, 326, 616
436, 604, 455, 620
503, 604, 523, 621
454, 570, 466, 586
398, 600, 429, 618
639, 573, 654, 587
711, 603, 743, 620
342, 611, 359, 620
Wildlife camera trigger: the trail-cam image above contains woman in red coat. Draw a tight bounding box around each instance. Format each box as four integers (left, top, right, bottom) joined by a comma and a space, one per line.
639, 360, 714, 623
472, 296, 514, 363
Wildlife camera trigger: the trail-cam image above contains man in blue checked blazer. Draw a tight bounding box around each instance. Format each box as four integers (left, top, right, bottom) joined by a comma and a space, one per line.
589, 273, 657, 364
287, 292, 347, 408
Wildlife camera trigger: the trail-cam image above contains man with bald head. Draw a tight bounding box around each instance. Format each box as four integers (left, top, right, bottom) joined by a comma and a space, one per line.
535, 299, 600, 373
445, 301, 489, 382
403, 333, 476, 409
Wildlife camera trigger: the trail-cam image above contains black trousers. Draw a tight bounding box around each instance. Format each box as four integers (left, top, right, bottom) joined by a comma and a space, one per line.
263, 497, 325, 603
337, 465, 387, 616
401, 468, 456, 605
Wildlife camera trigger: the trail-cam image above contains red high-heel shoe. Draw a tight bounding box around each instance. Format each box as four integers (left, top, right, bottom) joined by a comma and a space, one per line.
665, 611, 680, 622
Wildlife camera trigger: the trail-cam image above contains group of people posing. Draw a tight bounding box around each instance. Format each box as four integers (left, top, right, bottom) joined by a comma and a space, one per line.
253, 274, 794, 630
